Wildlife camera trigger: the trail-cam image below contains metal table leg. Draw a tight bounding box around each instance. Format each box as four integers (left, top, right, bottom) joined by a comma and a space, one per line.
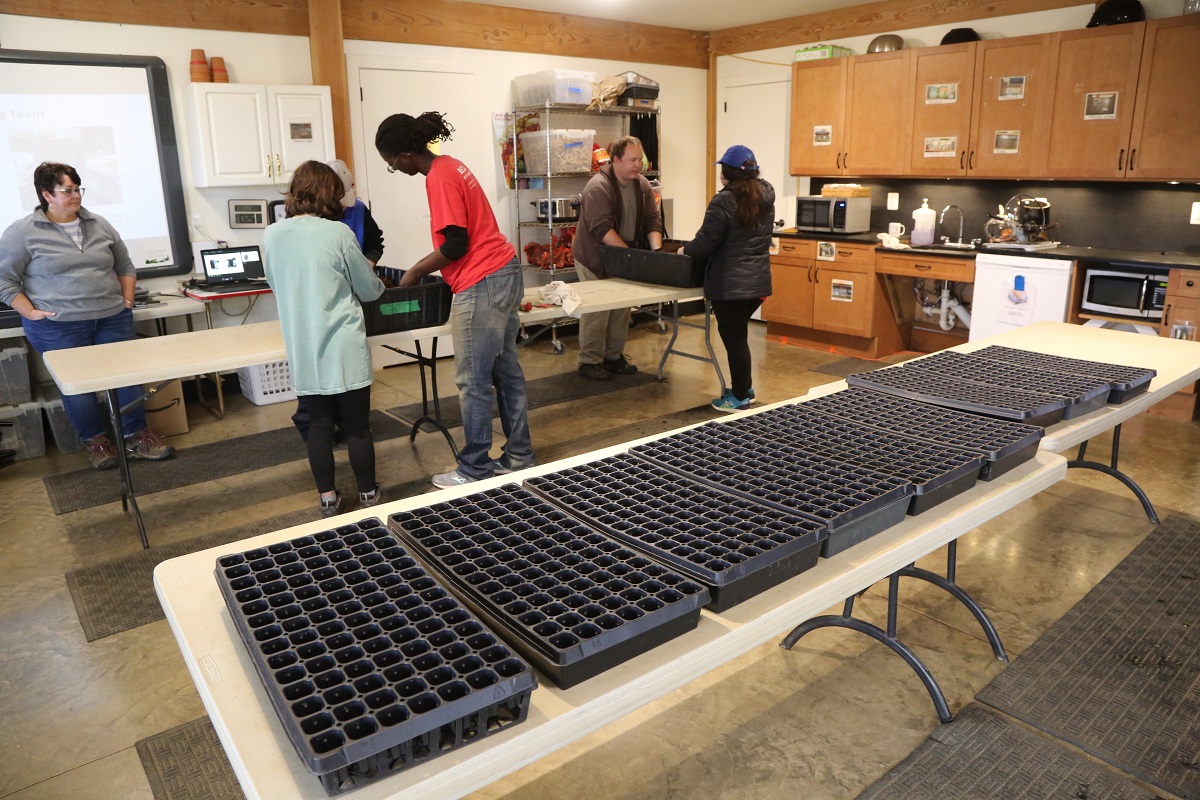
780, 541, 1005, 723
654, 300, 727, 392
1068, 423, 1159, 523
105, 388, 149, 550
382, 339, 458, 459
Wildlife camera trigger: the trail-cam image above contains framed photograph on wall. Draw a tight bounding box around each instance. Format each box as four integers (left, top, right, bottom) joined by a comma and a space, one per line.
817, 241, 835, 261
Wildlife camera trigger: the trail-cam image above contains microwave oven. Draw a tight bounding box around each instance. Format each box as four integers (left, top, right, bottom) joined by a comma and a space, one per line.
796, 195, 871, 234
1080, 266, 1168, 320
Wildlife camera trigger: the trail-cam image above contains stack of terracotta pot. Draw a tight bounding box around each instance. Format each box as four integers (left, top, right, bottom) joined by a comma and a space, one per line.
189, 49, 229, 82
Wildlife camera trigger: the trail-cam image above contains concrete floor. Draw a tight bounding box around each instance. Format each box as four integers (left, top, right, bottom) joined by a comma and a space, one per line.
0, 317, 1196, 800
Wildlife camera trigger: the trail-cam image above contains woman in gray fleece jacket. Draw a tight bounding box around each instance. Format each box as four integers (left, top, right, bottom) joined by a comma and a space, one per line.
0, 161, 174, 469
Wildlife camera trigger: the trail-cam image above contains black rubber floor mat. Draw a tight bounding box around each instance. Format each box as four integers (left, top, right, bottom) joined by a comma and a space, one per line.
977, 514, 1200, 799
43, 410, 407, 514
856, 704, 1164, 800
66, 507, 321, 641
136, 717, 245, 800
385, 369, 655, 427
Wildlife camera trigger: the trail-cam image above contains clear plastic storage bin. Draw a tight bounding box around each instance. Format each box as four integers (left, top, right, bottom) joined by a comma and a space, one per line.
0, 342, 32, 406
519, 129, 595, 174
512, 69, 596, 106
0, 400, 46, 461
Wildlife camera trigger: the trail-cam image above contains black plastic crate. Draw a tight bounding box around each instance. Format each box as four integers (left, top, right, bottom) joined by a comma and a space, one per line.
797, 388, 1044, 480
599, 240, 705, 287
388, 486, 709, 689
629, 435, 912, 558
362, 268, 452, 336
902, 351, 1111, 420
0, 302, 21, 330
214, 518, 536, 796
972, 345, 1156, 404
846, 366, 1068, 426
665, 417, 982, 516
523, 454, 828, 612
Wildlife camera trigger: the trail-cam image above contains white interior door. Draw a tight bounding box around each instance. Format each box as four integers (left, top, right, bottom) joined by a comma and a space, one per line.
356, 67, 481, 270
720, 80, 792, 226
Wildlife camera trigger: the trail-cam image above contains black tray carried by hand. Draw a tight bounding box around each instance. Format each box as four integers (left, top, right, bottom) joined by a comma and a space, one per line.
524, 454, 828, 612
214, 518, 536, 795
599, 240, 705, 287
388, 486, 709, 689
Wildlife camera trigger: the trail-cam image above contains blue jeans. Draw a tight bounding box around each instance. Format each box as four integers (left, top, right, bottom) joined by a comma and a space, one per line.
23, 308, 148, 440
451, 259, 533, 479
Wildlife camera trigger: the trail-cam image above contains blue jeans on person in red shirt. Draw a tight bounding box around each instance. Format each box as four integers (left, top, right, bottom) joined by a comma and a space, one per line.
450, 259, 534, 478
23, 308, 148, 441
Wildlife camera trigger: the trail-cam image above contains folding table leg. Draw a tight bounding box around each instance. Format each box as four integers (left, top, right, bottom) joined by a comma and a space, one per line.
1068, 423, 1158, 523
106, 388, 149, 549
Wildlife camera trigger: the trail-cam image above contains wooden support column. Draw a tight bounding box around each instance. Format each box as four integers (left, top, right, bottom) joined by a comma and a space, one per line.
307, 0, 353, 173
706, 49, 718, 199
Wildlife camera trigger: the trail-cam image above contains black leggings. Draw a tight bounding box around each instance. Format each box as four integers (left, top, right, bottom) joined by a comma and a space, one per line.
303, 387, 375, 494
709, 298, 762, 401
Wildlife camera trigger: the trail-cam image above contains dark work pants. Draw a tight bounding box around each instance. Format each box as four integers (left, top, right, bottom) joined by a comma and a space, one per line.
709, 298, 762, 401
303, 386, 375, 494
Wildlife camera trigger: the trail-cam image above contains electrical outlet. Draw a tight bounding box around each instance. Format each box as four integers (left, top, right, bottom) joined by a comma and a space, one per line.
886, 192, 899, 211
191, 212, 202, 230
1191, 201, 1200, 225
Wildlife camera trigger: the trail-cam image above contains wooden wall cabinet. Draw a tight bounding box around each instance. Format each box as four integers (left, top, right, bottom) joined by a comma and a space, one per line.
790, 51, 911, 177
188, 84, 335, 187
1126, 15, 1200, 181
908, 43, 977, 178
968, 34, 1052, 178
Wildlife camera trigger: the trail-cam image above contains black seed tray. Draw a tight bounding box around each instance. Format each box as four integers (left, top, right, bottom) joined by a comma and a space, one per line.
387, 486, 710, 689
972, 344, 1156, 404
522, 454, 828, 612
796, 388, 1044, 480
699, 414, 983, 515
899, 351, 1111, 420
214, 518, 536, 795
627, 436, 913, 557
846, 366, 1068, 426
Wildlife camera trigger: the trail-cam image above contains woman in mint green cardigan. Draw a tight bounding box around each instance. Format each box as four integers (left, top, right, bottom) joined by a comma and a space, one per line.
264, 161, 385, 517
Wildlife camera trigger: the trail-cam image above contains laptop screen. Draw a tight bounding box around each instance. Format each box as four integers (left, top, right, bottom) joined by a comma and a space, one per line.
200, 245, 265, 284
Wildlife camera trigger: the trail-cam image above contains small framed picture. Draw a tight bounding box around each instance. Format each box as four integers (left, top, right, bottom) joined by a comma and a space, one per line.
817, 241, 836, 261
925, 83, 958, 104
1084, 92, 1118, 120
813, 125, 832, 146
993, 130, 1020, 154
998, 76, 1025, 101
830, 278, 854, 302
923, 136, 958, 157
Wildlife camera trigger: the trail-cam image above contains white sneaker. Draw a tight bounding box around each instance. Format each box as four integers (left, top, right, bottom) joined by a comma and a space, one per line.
432, 469, 478, 489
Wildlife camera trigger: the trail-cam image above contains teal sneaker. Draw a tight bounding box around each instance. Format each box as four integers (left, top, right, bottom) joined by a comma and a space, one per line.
711, 392, 751, 413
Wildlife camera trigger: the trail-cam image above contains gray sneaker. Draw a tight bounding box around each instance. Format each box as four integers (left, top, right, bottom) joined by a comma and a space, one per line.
85, 435, 118, 470
320, 491, 346, 518
359, 485, 385, 509
124, 429, 175, 461
432, 469, 478, 489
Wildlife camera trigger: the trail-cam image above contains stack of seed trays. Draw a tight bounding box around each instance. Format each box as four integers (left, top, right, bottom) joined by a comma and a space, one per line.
898, 351, 1112, 419
845, 364, 1068, 426
661, 418, 983, 516
971, 345, 1156, 404
214, 518, 536, 795
796, 388, 1044, 480
628, 437, 913, 558
522, 454, 829, 612
387, 486, 710, 689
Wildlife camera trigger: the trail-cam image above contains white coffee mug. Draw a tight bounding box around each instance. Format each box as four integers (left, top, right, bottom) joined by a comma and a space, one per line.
888, 222, 906, 237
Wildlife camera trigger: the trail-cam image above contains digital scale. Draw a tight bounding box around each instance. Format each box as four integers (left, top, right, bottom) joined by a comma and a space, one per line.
227, 199, 268, 228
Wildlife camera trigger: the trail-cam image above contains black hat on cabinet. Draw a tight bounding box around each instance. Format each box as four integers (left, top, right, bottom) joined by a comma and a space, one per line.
1086, 0, 1146, 27
940, 28, 980, 45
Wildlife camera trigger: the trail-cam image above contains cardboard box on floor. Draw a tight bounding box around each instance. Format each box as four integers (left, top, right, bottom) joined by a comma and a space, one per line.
144, 379, 189, 437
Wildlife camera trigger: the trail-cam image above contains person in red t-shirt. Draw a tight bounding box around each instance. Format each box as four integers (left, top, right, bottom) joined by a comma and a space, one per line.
376, 111, 535, 488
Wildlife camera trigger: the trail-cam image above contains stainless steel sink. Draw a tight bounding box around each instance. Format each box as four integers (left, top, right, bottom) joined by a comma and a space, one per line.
879, 243, 977, 253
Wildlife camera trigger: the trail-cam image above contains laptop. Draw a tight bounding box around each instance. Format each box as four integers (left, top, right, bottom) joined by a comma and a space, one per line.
198, 245, 268, 292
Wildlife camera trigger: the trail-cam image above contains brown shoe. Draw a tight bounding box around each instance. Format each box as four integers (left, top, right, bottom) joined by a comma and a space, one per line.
124, 429, 175, 461
85, 435, 118, 470
578, 363, 613, 381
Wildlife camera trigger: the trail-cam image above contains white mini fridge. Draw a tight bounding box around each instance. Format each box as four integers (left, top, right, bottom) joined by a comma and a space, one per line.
969, 252, 1074, 341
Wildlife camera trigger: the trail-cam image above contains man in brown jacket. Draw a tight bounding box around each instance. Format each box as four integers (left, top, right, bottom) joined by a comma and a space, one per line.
571, 136, 664, 380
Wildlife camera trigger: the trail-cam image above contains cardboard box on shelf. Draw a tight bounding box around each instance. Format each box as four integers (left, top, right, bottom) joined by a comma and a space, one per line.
795, 44, 852, 61
144, 379, 189, 437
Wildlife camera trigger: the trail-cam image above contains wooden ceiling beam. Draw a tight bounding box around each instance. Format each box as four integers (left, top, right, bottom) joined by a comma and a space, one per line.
0, 0, 310, 37
710, 0, 1090, 55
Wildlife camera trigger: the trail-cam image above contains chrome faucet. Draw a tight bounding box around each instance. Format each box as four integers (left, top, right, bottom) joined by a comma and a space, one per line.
940, 204, 965, 246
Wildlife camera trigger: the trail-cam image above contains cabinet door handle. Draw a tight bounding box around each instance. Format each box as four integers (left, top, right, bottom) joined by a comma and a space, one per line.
1188, 280, 1195, 288
968, 150, 975, 171
275, 154, 282, 177
915, 264, 932, 271
813, 266, 821, 283
1129, 148, 1137, 171
837, 250, 851, 258
806, 265, 814, 282
1118, 148, 1125, 171
266, 155, 273, 178
959, 151, 965, 170
842, 153, 848, 171
781, 243, 796, 252
1164, 303, 1172, 326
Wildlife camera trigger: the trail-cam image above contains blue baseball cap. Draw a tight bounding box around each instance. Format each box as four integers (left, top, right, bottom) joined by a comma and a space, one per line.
715, 144, 756, 169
